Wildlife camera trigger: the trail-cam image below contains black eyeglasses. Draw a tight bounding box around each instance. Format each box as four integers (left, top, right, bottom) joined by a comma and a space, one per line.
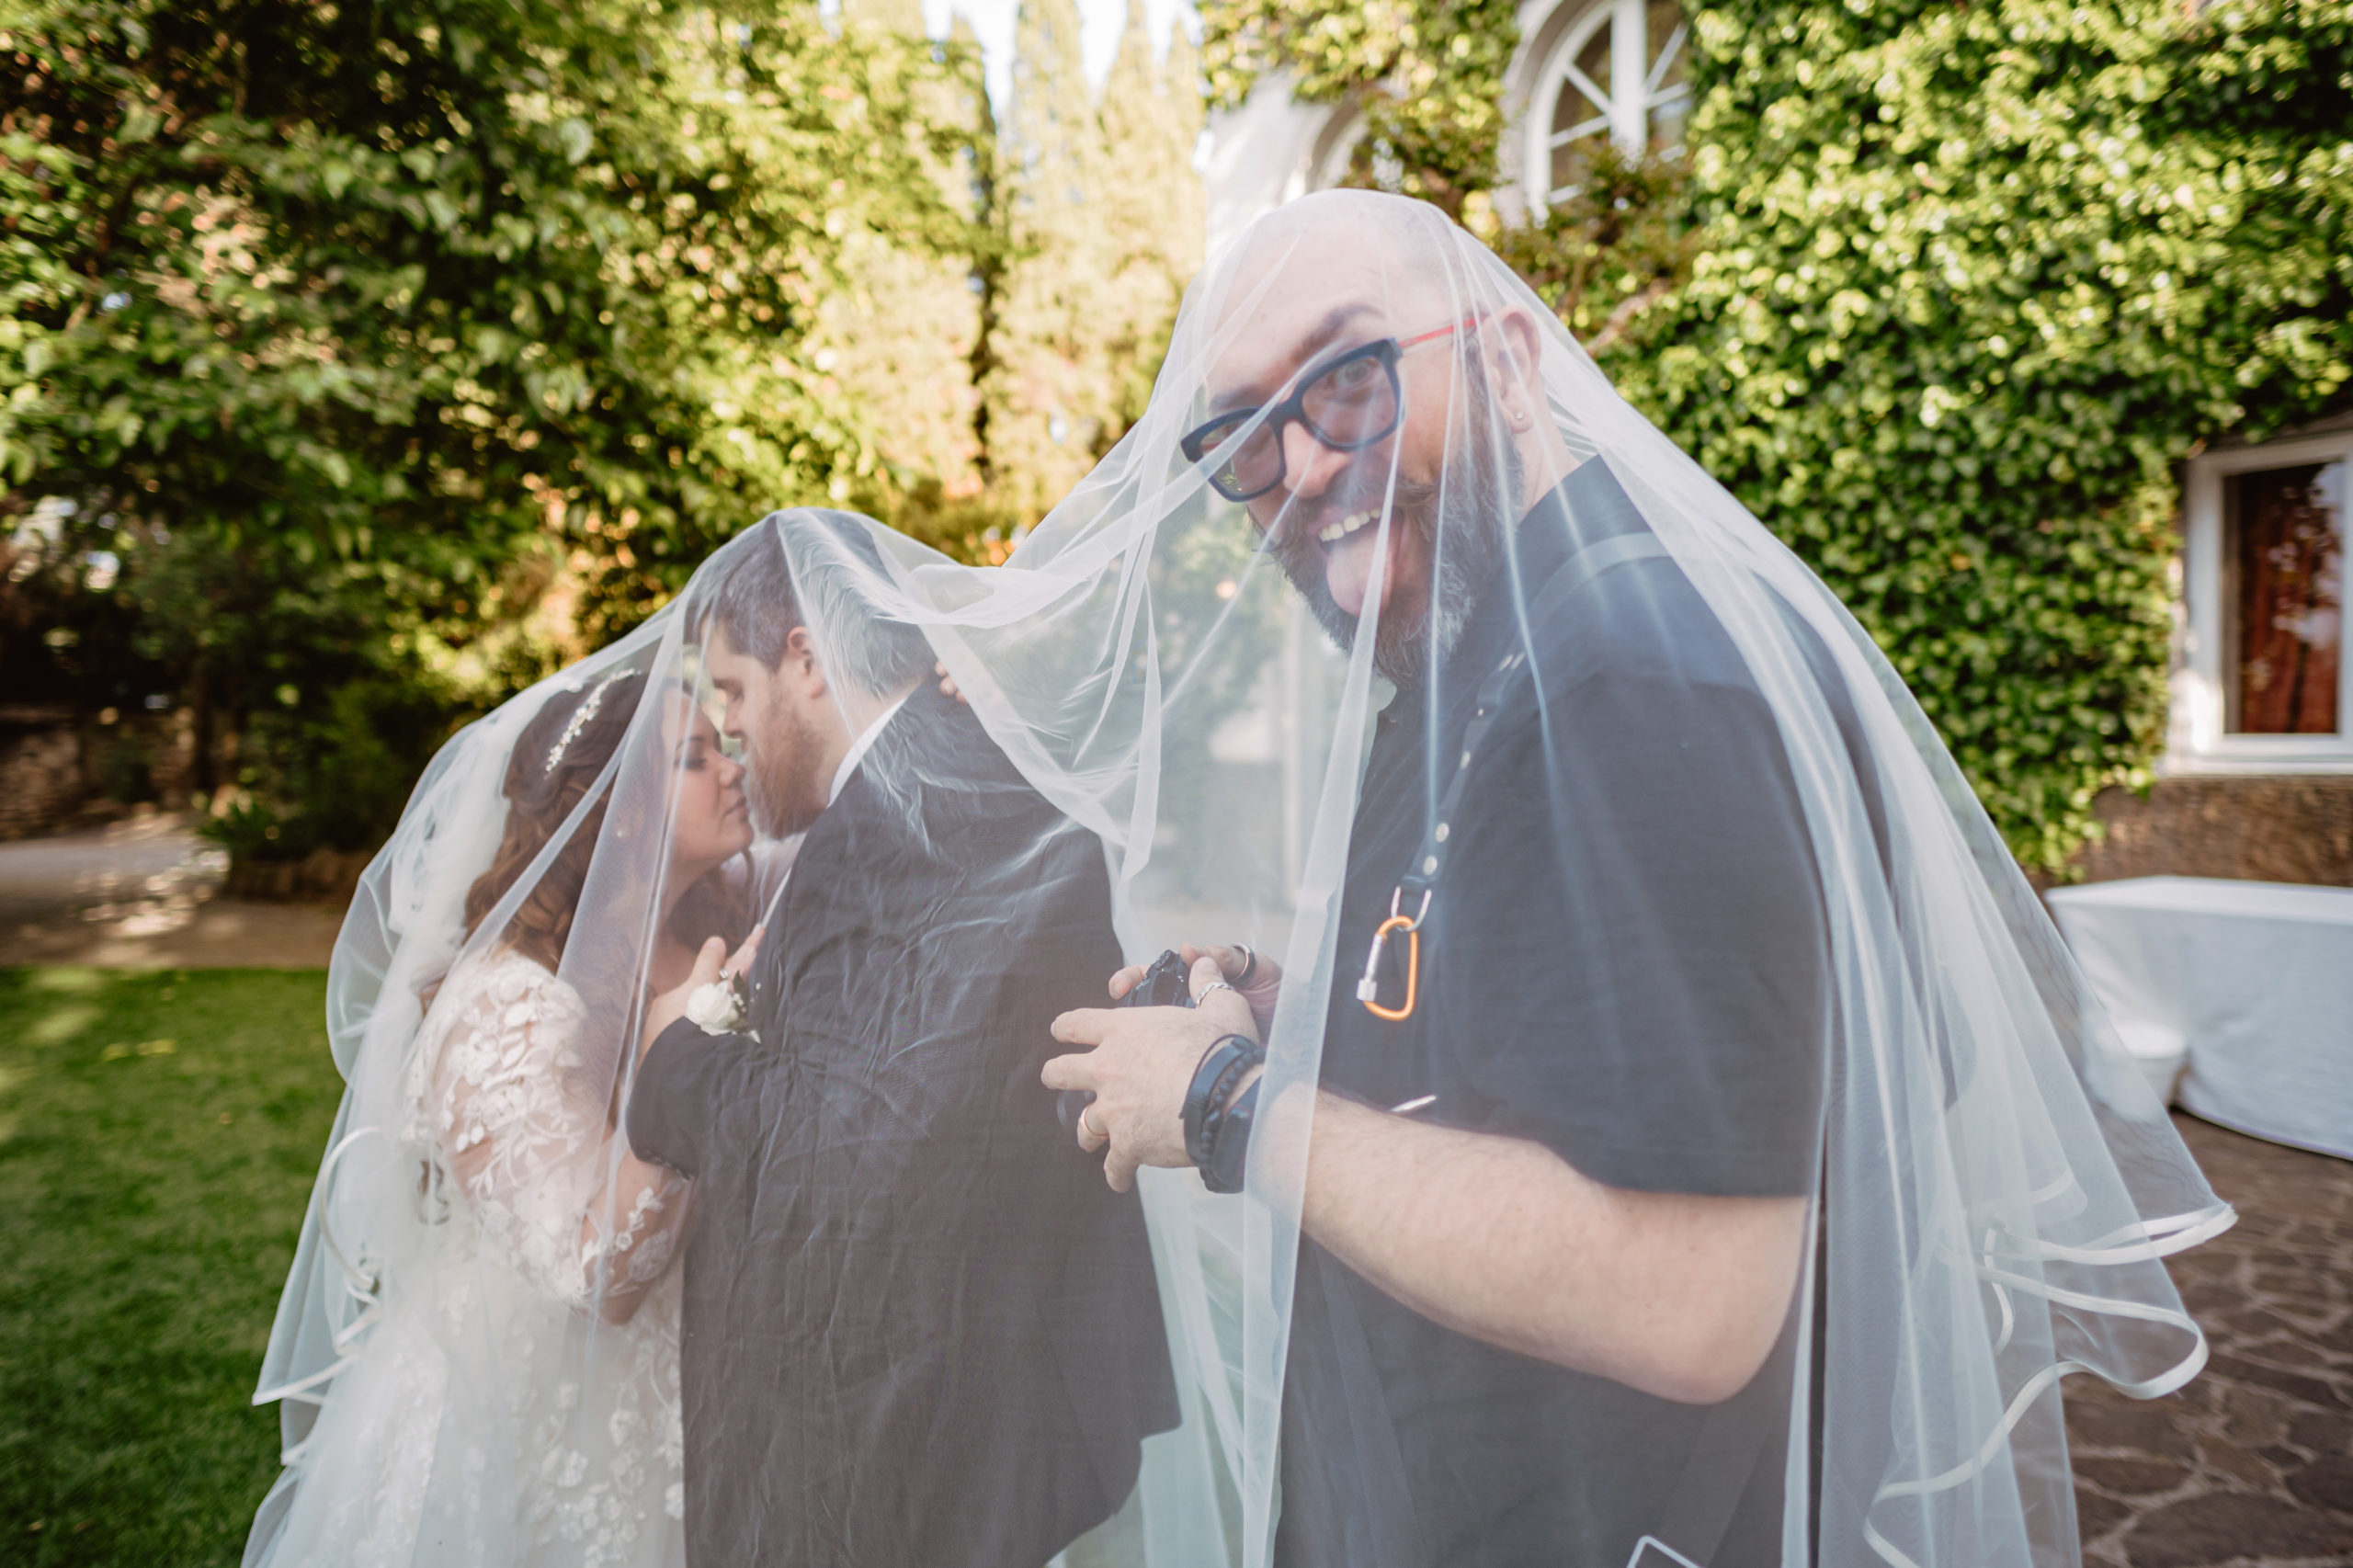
1180, 318, 1480, 505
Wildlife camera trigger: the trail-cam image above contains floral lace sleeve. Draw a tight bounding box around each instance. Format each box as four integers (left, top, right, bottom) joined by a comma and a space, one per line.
409, 953, 689, 1315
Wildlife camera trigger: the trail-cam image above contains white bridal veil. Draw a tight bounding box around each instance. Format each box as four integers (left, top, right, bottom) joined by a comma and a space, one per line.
253, 188, 2228, 1568
247, 608, 754, 1566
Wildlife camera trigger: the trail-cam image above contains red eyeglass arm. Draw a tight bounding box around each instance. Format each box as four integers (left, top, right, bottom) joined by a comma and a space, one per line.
1395, 314, 1484, 351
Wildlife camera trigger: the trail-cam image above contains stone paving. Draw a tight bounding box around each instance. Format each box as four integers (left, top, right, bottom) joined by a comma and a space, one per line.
0, 812, 340, 969
2071, 1114, 2353, 1568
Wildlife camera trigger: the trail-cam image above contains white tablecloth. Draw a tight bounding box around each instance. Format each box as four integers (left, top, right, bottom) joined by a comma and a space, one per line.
2045, 876, 2353, 1160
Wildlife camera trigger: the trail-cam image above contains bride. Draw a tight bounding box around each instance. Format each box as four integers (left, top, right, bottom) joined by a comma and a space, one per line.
246, 662, 759, 1568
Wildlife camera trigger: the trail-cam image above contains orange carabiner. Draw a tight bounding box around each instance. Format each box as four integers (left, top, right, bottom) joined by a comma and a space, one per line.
1358, 915, 1419, 1020
1357, 887, 1429, 1021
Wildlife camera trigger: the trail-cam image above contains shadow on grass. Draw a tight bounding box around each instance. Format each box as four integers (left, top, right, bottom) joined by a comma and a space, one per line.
0, 968, 340, 1566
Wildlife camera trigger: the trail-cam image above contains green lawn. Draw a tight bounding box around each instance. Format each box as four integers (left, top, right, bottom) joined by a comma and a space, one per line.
0, 969, 342, 1566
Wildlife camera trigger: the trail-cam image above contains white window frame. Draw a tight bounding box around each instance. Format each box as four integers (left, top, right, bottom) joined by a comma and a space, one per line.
1521, 0, 1690, 212
2167, 427, 2353, 773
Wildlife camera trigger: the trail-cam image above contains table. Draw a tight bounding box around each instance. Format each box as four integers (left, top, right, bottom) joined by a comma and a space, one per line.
2045, 876, 2353, 1160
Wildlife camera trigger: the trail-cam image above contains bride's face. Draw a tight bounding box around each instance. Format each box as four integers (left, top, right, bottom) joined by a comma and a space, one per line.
664, 696, 754, 877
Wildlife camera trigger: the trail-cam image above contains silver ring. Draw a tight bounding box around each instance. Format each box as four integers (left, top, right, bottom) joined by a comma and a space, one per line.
1079, 1106, 1109, 1143
1196, 981, 1237, 1004
1232, 944, 1256, 987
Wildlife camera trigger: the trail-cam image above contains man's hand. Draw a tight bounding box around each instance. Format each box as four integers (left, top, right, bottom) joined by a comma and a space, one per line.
1046, 955, 1257, 1191
641, 926, 764, 1058
1108, 941, 1282, 1036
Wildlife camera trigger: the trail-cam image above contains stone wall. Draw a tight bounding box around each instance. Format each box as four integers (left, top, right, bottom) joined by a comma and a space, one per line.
0, 707, 203, 843
223, 847, 374, 907
0, 715, 85, 840
2070, 776, 2353, 887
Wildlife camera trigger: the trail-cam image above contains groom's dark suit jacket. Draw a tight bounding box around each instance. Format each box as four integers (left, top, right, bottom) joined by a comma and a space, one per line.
629, 684, 1177, 1567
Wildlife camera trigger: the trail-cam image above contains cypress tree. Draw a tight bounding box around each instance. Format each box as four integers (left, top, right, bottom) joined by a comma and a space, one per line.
819, 0, 989, 502
986, 0, 1117, 517
1097, 0, 1206, 432
986, 0, 1206, 517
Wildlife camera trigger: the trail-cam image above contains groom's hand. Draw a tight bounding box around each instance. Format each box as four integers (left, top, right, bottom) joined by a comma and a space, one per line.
1046, 956, 1257, 1192
641, 926, 764, 1058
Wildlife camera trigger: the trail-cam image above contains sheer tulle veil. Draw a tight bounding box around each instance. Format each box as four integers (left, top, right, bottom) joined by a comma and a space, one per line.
248, 605, 763, 1566
250, 187, 2230, 1568
779, 190, 2234, 1568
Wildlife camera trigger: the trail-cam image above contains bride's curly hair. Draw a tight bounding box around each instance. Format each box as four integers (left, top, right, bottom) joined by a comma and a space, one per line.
458, 668, 748, 976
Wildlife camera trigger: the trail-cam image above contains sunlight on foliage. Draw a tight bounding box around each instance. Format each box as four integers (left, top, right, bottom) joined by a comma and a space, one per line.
1617, 0, 2353, 870
1205, 0, 2352, 871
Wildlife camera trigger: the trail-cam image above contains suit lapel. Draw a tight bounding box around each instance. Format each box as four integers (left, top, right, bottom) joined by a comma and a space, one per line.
746, 696, 931, 1043
752, 769, 864, 1041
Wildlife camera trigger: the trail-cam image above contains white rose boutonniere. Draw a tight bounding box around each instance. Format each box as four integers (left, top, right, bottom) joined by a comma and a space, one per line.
684, 971, 749, 1036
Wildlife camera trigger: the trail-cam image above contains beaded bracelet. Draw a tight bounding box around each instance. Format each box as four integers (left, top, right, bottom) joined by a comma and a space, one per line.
1182, 1034, 1263, 1173
1201, 1078, 1261, 1195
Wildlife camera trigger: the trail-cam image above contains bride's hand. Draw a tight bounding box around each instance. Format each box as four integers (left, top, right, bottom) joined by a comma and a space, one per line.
1108, 942, 1280, 1035
642, 926, 763, 1056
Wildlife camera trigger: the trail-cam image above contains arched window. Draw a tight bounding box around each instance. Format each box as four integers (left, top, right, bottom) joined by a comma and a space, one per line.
1524, 0, 1690, 210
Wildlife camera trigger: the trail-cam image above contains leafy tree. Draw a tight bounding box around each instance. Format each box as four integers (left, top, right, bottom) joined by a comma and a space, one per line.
985, 0, 1118, 517
1097, 0, 1206, 433
984, 0, 1204, 520
1199, 0, 1520, 217
818, 0, 991, 515
1481, 142, 1693, 358
0, 0, 960, 849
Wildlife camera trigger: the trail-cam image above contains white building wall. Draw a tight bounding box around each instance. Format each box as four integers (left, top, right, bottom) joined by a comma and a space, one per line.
1200, 74, 1349, 256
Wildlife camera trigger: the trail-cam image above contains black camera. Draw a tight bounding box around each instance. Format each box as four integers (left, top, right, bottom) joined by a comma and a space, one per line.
1059, 949, 1194, 1138
1121, 949, 1197, 1010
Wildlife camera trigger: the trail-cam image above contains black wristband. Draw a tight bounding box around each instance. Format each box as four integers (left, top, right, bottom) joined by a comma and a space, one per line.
1182, 1034, 1262, 1171
1201, 1078, 1260, 1195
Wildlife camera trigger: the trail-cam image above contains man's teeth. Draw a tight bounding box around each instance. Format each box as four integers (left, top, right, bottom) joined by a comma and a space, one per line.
1317, 510, 1379, 546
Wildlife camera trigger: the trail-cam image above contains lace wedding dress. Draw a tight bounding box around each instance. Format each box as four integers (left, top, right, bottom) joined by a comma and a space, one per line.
254, 950, 690, 1568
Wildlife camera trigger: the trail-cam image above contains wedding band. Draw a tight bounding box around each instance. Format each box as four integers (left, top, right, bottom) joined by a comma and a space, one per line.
1232, 944, 1256, 987
1197, 982, 1237, 1004
1080, 1107, 1109, 1143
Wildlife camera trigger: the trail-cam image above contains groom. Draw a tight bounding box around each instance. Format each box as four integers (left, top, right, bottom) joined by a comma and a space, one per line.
627, 515, 1176, 1566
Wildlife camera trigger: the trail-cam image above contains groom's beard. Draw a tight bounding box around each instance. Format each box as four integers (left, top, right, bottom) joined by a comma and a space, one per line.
1267, 425, 1519, 689
744, 694, 832, 839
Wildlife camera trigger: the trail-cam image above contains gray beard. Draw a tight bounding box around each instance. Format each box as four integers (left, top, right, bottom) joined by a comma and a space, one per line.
1272, 436, 1521, 688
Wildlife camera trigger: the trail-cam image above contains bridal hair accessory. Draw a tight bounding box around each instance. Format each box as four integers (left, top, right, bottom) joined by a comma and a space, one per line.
685, 971, 750, 1036
543, 669, 632, 775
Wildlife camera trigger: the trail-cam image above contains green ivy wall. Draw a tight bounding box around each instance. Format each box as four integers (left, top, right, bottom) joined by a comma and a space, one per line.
1611, 0, 2353, 870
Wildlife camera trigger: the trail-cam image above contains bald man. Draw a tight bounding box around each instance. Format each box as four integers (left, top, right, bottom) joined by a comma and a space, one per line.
1046, 193, 1841, 1568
